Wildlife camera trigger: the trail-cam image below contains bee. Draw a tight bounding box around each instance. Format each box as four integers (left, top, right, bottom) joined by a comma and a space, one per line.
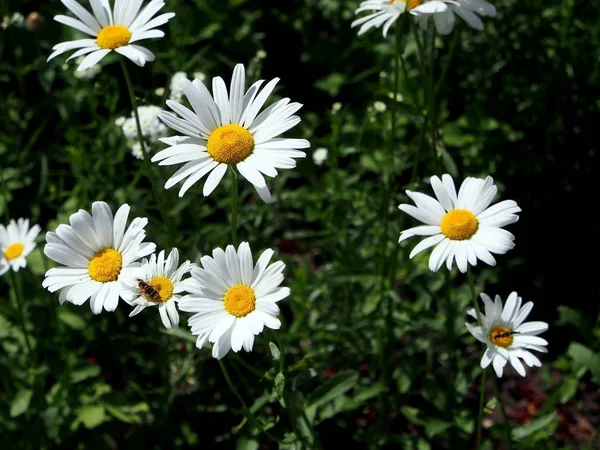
138, 280, 162, 302
494, 330, 519, 339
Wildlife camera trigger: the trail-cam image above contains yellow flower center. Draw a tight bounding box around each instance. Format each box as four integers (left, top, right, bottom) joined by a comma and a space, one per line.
489, 326, 515, 348
96, 25, 131, 50
440, 209, 479, 241
4, 243, 24, 261
146, 276, 175, 303
88, 248, 122, 283
390, 0, 423, 10
207, 124, 254, 164
224, 284, 256, 318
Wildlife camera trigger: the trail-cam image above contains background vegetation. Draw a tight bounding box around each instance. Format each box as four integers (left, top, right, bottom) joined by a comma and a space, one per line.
0, 0, 598, 448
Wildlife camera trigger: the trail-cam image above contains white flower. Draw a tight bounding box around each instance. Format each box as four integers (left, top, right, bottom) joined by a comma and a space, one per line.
154, 64, 309, 202
131, 141, 144, 159
352, 0, 495, 37
2, 12, 25, 29
169, 71, 187, 102
373, 101, 387, 112
398, 174, 521, 273
466, 292, 548, 378
47, 0, 175, 71
73, 56, 102, 79
119, 105, 168, 154
0, 218, 41, 276
155, 87, 165, 96
192, 71, 206, 82
312, 147, 328, 166
412, 0, 496, 35
178, 242, 289, 360
115, 116, 126, 127
42, 202, 156, 314
121, 248, 193, 329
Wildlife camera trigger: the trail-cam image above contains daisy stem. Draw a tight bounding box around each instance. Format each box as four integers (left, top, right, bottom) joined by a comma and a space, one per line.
467, 267, 482, 323
427, 23, 439, 172
492, 376, 513, 449
119, 60, 172, 237
8, 270, 34, 362
476, 368, 487, 449
0, 165, 11, 223
217, 359, 278, 441
230, 167, 239, 246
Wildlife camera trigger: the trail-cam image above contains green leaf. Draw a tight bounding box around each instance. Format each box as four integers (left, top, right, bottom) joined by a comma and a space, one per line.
274, 372, 286, 401
236, 437, 259, 450
160, 326, 197, 343
10, 388, 33, 417
568, 342, 600, 383
74, 405, 106, 429
70, 365, 101, 383
306, 371, 359, 411
269, 342, 281, 361
511, 412, 557, 440
57, 308, 86, 330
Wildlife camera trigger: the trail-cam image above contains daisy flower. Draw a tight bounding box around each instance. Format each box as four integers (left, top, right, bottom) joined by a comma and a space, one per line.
47, 0, 175, 72
42, 201, 156, 314
466, 292, 548, 378
153, 63, 309, 202
398, 174, 521, 273
0, 218, 41, 276
351, 0, 495, 37
121, 248, 193, 329
412, 0, 496, 35
178, 242, 289, 359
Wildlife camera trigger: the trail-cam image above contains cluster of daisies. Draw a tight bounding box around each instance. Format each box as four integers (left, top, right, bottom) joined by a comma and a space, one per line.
2, 0, 550, 372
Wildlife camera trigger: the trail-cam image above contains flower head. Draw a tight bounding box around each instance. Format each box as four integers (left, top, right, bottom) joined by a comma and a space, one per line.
178, 242, 289, 359
121, 248, 193, 329
42, 202, 156, 314
398, 174, 520, 273
48, 0, 175, 71
0, 218, 41, 276
312, 147, 328, 166
466, 292, 548, 377
153, 64, 309, 202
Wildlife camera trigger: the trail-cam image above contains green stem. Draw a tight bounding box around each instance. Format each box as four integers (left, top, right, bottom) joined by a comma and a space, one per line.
493, 376, 512, 449
476, 369, 487, 449
467, 267, 482, 323
230, 167, 239, 246
218, 359, 278, 441
435, 28, 461, 96
119, 60, 172, 236
0, 165, 11, 223
8, 271, 34, 361
427, 23, 439, 171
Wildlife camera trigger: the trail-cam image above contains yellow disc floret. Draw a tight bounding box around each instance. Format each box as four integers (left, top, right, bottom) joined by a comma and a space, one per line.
207, 124, 255, 164
88, 248, 123, 282
148, 276, 175, 303
97, 25, 132, 50
224, 284, 256, 318
4, 243, 24, 261
440, 209, 479, 241
390, 0, 423, 10
489, 326, 515, 348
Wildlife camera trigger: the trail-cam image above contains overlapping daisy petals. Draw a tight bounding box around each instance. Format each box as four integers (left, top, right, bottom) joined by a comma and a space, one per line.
0, 218, 41, 276
398, 174, 521, 273
42, 202, 156, 314
465, 292, 548, 378
411, 0, 496, 35
155, 64, 309, 202
178, 242, 289, 360
48, 0, 174, 71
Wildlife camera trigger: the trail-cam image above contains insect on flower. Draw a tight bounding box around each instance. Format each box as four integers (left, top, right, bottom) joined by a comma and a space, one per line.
138, 279, 162, 303
493, 330, 520, 340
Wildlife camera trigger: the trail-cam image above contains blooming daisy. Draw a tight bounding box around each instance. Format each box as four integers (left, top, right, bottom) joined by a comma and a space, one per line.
42, 201, 156, 314
153, 63, 309, 202
0, 218, 41, 276
351, 0, 495, 37
47, 0, 175, 71
412, 0, 496, 35
178, 242, 289, 359
121, 248, 193, 329
466, 292, 548, 378
398, 174, 521, 273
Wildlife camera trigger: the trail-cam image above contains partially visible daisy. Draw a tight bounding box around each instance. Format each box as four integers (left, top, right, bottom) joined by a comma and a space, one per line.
154, 63, 309, 202
178, 242, 289, 359
398, 174, 521, 273
121, 248, 193, 329
0, 218, 41, 276
466, 292, 548, 378
48, 0, 175, 71
351, 0, 426, 37
42, 202, 156, 314
412, 0, 496, 35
